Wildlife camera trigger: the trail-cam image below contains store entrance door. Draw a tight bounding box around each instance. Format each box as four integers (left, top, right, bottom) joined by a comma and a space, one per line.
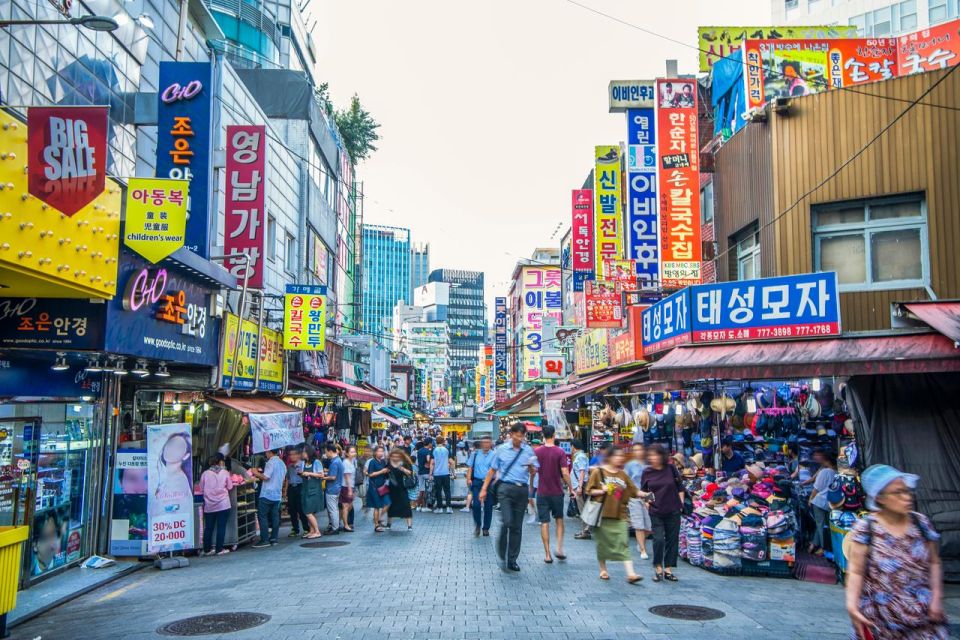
0, 418, 41, 588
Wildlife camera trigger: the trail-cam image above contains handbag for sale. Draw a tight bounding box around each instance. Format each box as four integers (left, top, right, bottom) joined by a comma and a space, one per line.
580, 470, 607, 528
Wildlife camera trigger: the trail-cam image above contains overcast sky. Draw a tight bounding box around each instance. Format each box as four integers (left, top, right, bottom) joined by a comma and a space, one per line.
313, 0, 769, 313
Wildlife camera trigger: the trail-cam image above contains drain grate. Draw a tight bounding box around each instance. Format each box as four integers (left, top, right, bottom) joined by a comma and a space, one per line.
300, 540, 350, 548
158, 612, 270, 636
648, 604, 725, 621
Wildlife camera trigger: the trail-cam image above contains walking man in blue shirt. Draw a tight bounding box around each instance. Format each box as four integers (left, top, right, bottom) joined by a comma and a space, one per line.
465, 435, 496, 537
322, 443, 344, 534
479, 422, 539, 571
430, 436, 454, 513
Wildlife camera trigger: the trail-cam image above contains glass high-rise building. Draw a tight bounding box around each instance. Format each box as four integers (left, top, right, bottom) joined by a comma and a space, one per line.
362, 224, 412, 337
411, 242, 431, 290
428, 269, 486, 402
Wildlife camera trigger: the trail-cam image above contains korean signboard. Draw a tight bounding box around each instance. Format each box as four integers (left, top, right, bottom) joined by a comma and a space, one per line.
608, 80, 656, 112
249, 412, 304, 454
111, 449, 148, 557
691, 272, 840, 343
105, 252, 218, 365
0, 298, 104, 349
655, 79, 702, 288
312, 233, 329, 284
585, 280, 624, 329
124, 177, 188, 263
744, 38, 899, 111
697, 25, 859, 72
625, 106, 659, 289
27, 106, 108, 216
641, 288, 692, 354
521, 266, 562, 381
593, 145, 623, 275
224, 125, 267, 288
604, 259, 637, 286
574, 328, 609, 375
571, 189, 594, 292
220, 313, 284, 392
157, 62, 213, 258
494, 296, 507, 402
283, 284, 326, 350
147, 423, 194, 553
608, 306, 647, 367
540, 354, 566, 380
898, 19, 960, 75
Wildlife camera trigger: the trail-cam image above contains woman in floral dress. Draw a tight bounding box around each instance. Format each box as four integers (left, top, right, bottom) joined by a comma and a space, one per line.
845, 464, 947, 640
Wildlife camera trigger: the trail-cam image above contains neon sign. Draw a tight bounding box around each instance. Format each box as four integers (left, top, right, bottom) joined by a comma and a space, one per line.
121, 268, 206, 337
161, 80, 203, 104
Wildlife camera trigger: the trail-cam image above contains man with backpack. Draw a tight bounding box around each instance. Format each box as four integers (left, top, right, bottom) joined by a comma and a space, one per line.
465, 435, 496, 537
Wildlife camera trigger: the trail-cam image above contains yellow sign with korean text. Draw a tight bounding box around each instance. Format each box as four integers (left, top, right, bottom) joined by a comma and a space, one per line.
124, 177, 188, 263
283, 285, 326, 350
574, 328, 610, 375
220, 313, 284, 392
697, 25, 858, 72
593, 145, 623, 275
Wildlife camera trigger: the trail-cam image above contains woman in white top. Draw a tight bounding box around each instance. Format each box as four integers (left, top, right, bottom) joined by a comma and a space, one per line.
807, 449, 838, 556
339, 445, 358, 532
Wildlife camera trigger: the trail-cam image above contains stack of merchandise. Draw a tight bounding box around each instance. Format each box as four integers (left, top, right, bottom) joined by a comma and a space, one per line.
681, 515, 704, 566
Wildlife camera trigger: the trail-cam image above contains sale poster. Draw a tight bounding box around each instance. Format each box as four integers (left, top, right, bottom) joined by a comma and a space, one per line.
585, 280, 624, 329
110, 449, 149, 556
248, 411, 304, 454
147, 423, 195, 553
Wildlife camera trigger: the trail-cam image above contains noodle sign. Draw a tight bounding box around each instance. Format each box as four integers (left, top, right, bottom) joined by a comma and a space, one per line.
283, 284, 326, 350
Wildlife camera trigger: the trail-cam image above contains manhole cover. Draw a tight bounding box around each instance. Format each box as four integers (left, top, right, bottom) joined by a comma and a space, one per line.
648, 605, 725, 621
300, 540, 350, 548
158, 612, 270, 636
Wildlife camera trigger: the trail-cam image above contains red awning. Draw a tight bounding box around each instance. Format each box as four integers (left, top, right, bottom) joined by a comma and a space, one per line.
360, 381, 405, 403
292, 374, 384, 403
904, 302, 960, 346
649, 333, 960, 381
209, 396, 301, 414
493, 388, 537, 412
547, 367, 647, 403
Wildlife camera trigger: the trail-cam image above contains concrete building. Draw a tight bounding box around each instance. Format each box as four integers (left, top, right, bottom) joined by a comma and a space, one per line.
508, 249, 561, 392
361, 224, 411, 336
428, 269, 486, 403
414, 282, 450, 322
400, 321, 450, 408
391, 304, 423, 351
771, 0, 957, 36
410, 242, 431, 290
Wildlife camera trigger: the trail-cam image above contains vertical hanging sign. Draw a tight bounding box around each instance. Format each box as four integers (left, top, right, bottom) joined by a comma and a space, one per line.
224, 125, 267, 288
494, 297, 507, 403
655, 78, 702, 288
27, 106, 108, 216
625, 106, 659, 290
593, 145, 623, 275
571, 189, 594, 292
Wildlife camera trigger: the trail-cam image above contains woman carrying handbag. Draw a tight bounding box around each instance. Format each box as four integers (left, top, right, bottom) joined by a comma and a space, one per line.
365, 446, 391, 532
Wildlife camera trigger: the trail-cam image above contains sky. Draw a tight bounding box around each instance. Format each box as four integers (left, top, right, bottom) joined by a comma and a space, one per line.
313, 0, 769, 313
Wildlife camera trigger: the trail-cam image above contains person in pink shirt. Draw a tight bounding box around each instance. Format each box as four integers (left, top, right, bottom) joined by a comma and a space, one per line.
200, 453, 234, 555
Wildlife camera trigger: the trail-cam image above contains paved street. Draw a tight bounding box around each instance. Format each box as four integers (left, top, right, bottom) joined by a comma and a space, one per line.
19, 506, 957, 640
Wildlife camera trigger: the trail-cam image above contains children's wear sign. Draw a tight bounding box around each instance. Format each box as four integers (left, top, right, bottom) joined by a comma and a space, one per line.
27, 106, 108, 216
283, 284, 326, 350
249, 412, 304, 454
124, 178, 188, 263
146, 423, 194, 553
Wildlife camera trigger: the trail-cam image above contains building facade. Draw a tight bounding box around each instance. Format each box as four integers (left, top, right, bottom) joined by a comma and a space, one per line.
361, 224, 411, 336
410, 242, 430, 290
428, 269, 486, 403
771, 0, 958, 36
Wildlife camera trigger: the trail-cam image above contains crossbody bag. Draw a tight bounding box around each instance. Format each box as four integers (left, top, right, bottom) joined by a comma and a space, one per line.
492, 448, 524, 506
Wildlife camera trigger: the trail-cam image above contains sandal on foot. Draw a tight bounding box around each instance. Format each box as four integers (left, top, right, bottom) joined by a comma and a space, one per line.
555, 553, 567, 560
374, 526, 385, 533
544, 558, 553, 564
627, 575, 643, 584
652, 572, 663, 582
599, 572, 610, 580
664, 572, 678, 582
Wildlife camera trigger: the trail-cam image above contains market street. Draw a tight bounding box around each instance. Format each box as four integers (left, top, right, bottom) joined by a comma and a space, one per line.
15, 507, 956, 640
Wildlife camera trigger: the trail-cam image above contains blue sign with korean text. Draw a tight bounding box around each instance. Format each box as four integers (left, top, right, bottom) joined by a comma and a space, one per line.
0, 298, 105, 350
641, 288, 691, 354
494, 297, 507, 402
0, 359, 103, 398
626, 108, 659, 290
157, 62, 214, 258
690, 272, 841, 343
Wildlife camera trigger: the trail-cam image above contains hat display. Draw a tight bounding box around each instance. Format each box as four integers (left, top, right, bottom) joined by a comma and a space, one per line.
690, 452, 705, 469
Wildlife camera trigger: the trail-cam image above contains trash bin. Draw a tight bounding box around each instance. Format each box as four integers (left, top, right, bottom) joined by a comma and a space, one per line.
0, 525, 28, 637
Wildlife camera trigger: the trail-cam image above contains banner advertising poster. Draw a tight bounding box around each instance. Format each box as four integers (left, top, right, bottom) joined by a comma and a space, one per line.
146, 423, 194, 553
521, 267, 562, 381
625, 107, 660, 289
743, 38, 899, 110
593, 145, 623, 275
31, 503, 71, 577
585, 280, 624, 329
494, 297, 508, 402
571, 189, 594, 292
27, 106, 108, 216
697, 25, 859, 72
574, 328, 609, 375
641, 288, 692, 354
220, 313, 283, 392
224, 125, 267, 288
898, 18, 960, 75
157, 62, 213, 257
655, 79, 702, 288
604, 259, 638, 287
249, 412, 304, 454
608, 305, 647, 366
690, 272, 840, 343
124, 178, 189, 263
283, 284, 326, 350
110, 449, 148, 556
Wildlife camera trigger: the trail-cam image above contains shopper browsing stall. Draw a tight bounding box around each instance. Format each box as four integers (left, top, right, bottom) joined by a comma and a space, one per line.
807, 449, 838, 556
199, 454, 234, 556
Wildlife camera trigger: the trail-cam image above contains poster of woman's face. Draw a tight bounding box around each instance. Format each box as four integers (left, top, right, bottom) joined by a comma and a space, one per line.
31, 504, 69, 576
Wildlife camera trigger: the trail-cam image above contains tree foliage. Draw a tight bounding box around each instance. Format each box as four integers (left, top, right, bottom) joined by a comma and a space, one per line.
334, 94, 380, 165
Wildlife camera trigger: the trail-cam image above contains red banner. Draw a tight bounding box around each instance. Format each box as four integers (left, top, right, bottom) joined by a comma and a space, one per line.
224, 125, 267, 288
585, 280, 623, 329
608, 305, 647, 366
656, 79, 702, 289
27, 106, 108, 216
898, 19, 960, 75
571, 189, 594, 291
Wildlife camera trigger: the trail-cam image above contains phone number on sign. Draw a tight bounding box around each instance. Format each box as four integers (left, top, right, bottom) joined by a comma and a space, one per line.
693, 323, 838, 342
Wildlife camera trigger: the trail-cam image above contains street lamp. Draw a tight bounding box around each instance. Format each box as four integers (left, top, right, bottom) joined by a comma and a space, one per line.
0, 14, 120, 32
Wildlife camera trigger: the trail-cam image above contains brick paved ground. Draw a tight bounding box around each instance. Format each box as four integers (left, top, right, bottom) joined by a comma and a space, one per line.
14, 506, 960, 640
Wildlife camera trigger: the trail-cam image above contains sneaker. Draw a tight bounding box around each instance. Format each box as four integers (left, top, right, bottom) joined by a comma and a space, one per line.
216, 549, 231, 556
416, 507, 422, 512
201, 550, 216, 556
252, 541, 271, 548
288, 531, 300, 538
445, 507, 453, 514
270, 540, 278, 546
460, 506, 470, 512
640, 551, 649, 560
432, 508, 442, 513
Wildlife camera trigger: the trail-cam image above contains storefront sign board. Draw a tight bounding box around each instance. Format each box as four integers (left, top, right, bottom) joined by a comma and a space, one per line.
494, 296, 508, 401
540, 355, 566, 380
224, 125, 267, 287
898, 19, 960, 74
571, 189, 594, 292
574, 328, 609, 375
0, 360, 102, 397
219, 313, 283, 392
641, 288, 692, 354
584, 280, 624, 329
608, 80, 656, 112
625, 107, 659, 290
520, 266, 562, 381
249, 412, 304, 454
146, 423, 194, 553
593, 145, 624, 275
0, 298, 104, 349
124, 177, 188, 263
283, 284, 326, 350
110, 449, 148, 556
697, 25, 858, 72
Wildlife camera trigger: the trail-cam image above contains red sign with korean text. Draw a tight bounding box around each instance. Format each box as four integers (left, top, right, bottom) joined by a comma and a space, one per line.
604, 259, 637, 287
224, 125, 266, 288
898, 19, 960, 75
609, 305, 647, 366
585, 280, 624, 329
655, 79, 702, 288
27, 106, 108, 216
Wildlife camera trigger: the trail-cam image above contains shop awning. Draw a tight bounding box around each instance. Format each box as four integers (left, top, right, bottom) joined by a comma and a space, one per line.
904, 302, 960, 347
373, 410, 403, 428
208, 396, 301, 414
547, 367, 648, 403
291, 374, 384, 403
649, 333, 960, 381
378, 406, 411, 421
492, 388, 537, 413
360, 382, 405, 403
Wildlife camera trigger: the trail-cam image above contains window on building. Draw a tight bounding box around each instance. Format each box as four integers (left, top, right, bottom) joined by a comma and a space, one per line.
850, 13, 867, 35
929, 0, 959, 22
899, 0, 918, 30
266, 216, 277, 261
807, 0, 822, 13
735, 227, 761, 281
701, 181, 714, 225
285, 233, 297, 274
813, 194, 927, 290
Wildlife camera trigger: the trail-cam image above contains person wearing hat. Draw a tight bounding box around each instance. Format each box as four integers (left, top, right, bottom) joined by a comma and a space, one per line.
719, 438, 745, 476
845, 465, 946, 640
